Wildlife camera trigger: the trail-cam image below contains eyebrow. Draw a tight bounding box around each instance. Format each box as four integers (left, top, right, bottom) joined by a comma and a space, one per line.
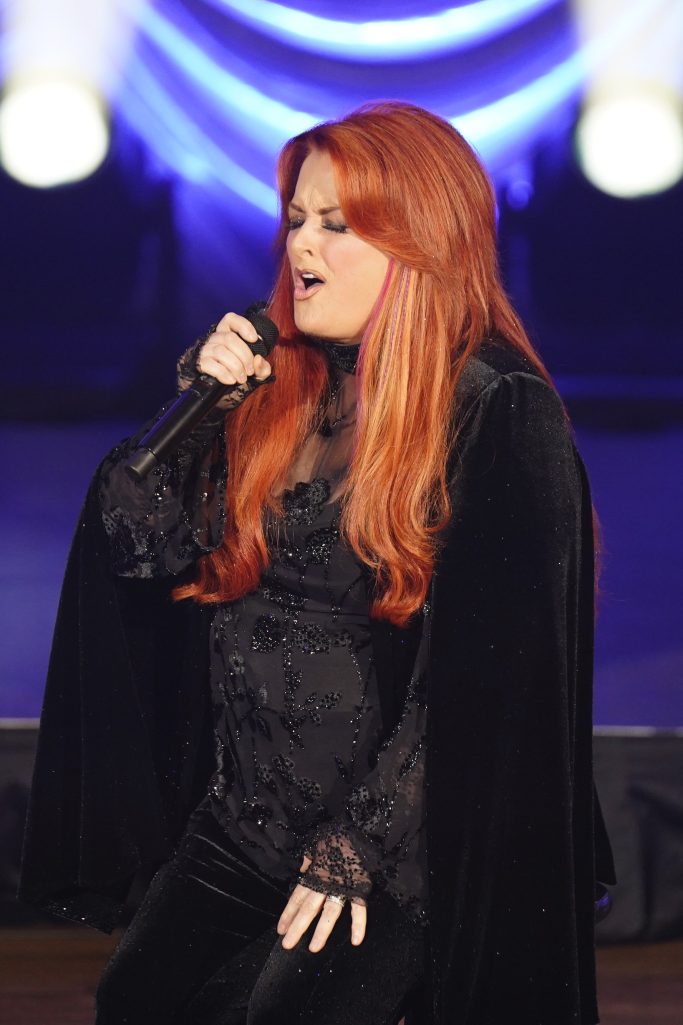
288, 201, 341, 215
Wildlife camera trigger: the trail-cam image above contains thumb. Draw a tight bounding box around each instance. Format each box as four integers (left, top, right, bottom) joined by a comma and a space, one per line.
299, 854, 312, 873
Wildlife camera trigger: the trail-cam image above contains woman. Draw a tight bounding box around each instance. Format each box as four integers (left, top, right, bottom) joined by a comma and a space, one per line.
19, 102, 615, 1024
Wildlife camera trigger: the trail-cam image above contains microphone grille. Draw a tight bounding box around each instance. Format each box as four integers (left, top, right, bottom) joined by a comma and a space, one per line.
245, 301, 279, 354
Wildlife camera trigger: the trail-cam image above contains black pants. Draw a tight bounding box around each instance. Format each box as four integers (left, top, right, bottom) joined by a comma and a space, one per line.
96, 801, 427, 1025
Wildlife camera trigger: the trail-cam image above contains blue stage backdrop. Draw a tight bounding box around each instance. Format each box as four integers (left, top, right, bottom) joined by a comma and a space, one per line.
111, 0, 640, 314
3, 0, 680, 416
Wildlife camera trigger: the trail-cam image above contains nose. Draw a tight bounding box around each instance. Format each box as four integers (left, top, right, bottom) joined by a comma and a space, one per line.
289, 218, 318, 259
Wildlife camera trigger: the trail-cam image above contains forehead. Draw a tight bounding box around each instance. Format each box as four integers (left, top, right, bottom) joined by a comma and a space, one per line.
289, 148, 338, 206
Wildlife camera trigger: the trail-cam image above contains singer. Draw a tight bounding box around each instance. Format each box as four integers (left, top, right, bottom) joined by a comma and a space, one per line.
19, 102, 615, 1025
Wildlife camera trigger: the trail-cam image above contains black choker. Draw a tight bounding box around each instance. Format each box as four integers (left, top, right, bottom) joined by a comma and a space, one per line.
322, 341, 361, 375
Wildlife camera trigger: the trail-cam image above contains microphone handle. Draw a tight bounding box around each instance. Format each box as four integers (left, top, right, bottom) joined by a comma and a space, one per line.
124, 335, 270, 483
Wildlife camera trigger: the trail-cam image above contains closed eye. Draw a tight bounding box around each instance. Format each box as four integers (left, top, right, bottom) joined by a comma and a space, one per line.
286, 218, 348, 234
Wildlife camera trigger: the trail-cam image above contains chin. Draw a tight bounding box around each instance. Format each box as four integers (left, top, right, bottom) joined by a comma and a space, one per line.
294, 312, 331, 339
294, 311, 359, 343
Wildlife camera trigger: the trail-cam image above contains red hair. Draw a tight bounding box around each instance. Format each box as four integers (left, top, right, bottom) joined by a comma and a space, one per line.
175, 101, 597, 626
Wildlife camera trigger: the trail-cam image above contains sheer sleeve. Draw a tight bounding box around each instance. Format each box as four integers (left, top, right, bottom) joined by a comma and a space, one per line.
98, 405, 228, 578
98, 328, 276, 579
296, 639, 428, 921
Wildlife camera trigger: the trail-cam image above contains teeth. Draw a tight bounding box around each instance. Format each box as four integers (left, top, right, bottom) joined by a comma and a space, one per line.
300, 271, 323, 290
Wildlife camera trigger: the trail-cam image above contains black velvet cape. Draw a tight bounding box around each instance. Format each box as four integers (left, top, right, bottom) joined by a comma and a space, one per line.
18, 340, 616, 1024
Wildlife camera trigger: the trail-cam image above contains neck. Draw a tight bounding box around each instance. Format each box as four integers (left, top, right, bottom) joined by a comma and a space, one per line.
316, 339, 361, 375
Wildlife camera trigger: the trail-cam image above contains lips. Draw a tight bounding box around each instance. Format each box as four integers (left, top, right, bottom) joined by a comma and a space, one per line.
293, 268, 326, 301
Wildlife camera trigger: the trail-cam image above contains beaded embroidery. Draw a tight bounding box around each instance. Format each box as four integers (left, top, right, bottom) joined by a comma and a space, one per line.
98, 340, 429, 929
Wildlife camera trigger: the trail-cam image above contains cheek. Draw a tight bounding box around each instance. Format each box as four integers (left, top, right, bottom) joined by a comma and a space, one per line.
341, 256, 388, 311
329, 244, 385, 298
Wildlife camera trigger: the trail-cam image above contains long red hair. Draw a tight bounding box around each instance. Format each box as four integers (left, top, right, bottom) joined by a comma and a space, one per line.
175, 101, 595, 626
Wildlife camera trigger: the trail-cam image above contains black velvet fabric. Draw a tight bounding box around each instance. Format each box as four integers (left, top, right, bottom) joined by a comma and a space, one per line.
95, 798, 426, 1025
18, 338, 616, 1023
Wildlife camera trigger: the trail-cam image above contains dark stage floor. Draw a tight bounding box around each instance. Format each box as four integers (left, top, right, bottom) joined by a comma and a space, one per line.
0, 927, 681, 1025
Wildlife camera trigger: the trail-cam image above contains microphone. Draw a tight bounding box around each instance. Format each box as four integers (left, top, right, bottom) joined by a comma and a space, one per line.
124, 305, 279, 482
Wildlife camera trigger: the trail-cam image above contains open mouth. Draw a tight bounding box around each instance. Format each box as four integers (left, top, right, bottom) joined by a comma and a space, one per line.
301, 272, 324, 289
294, 269, 326, 299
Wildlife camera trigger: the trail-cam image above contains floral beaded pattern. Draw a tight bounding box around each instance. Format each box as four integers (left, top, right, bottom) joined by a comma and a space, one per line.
205, 479, 429, 924
97, 337, 429, 927
99, 402, 228, 578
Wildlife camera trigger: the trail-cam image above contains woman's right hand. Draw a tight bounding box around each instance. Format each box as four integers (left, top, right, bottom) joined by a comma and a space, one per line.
177, 311, 275, 412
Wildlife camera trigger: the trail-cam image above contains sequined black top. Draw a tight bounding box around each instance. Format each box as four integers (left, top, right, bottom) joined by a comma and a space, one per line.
98, 340, 428, 928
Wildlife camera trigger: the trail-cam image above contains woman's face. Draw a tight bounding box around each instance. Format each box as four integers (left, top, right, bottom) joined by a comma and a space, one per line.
286, 148, 390, 344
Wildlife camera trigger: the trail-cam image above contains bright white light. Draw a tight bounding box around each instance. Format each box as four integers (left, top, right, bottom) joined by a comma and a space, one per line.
572, 0, 683, 197
576, 90, 683, 198
0, 78, 110, 188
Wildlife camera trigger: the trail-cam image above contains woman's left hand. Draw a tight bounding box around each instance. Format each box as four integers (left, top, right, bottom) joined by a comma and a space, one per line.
276, 855, 368, 952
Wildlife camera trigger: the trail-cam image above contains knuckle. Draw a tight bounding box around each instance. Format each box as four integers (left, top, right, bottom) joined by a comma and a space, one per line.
236, 341, 256, 373
204, 364, 234, 385
216, 311, 237, 330
223, 341, 247, 376
220, 348, 243, 375
225, 311, 257, 340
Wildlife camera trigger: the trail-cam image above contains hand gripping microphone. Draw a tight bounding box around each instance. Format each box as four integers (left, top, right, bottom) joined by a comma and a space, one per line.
124, 304, 279, 483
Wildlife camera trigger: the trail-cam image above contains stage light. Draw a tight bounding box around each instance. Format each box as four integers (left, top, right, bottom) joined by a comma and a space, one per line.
206, 0, 559, 60
135, 3, 313, 138
0, 77, 110, 188
0, 0, 144, 187
572, 0, 683, 198
575, 89, 683, 198
128, 0, 664, 210
506, 175, 535, 210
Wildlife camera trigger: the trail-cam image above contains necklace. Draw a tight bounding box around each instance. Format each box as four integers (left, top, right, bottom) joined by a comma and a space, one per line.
316, 342, 360, 437
317, 370, 344, 436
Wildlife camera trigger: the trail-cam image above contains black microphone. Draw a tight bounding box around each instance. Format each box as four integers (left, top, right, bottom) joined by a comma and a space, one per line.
124, 305, 279, 482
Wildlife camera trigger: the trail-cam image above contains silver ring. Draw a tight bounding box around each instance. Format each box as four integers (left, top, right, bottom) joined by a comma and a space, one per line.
326, 893, 346, 905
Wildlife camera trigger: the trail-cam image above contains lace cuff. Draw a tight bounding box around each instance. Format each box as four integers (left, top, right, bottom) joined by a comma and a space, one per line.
299, 818, 376, 905
295, 656, 430, 924
176, 324, 276, 414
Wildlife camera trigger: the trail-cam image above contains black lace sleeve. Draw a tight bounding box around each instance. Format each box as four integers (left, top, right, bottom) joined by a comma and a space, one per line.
297, 636, 428, 923
98, 324, 277, 579
98, 404, 229, 578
